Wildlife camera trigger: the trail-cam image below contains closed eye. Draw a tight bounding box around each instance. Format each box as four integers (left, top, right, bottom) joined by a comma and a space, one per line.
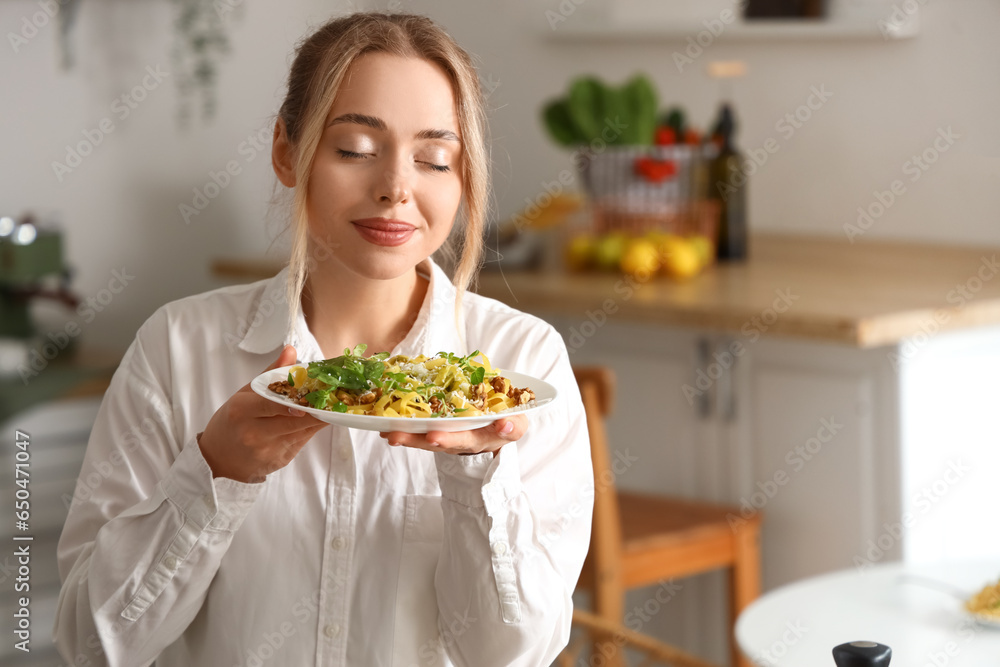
337, 149, 369, 160
337, 149, 450, 173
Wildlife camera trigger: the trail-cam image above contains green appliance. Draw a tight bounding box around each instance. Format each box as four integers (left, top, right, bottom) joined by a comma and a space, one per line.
0, 215, 78, 339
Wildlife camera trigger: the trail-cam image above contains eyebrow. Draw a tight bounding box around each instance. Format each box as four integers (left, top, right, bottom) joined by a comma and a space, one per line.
328, 113, 459, 142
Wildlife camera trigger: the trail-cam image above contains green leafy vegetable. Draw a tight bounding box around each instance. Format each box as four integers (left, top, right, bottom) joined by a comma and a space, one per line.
541, 73, 659, 147
305, 389, 330, 410
307, 345, 391, 393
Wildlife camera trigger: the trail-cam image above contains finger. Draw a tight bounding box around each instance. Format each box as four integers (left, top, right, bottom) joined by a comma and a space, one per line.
381, 431, 447, 452
254, 415, 329, 441
256, 394, 313, 418
384, 430, 485, 456
384, 433, 449, 454
266, 344, 298, 371
426, 415, 528, 448
493, 415, 528, 440
233, 389, 313, 420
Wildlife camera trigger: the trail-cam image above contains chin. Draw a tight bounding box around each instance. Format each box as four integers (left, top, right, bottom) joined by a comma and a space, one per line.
345, 250, 424, 282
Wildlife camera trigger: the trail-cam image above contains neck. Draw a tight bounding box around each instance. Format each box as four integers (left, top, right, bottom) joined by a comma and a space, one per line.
302, 261, 429, 359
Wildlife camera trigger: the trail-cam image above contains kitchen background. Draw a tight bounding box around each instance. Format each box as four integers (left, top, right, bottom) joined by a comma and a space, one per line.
2, 0, 999, 666
2, 0, 998, 351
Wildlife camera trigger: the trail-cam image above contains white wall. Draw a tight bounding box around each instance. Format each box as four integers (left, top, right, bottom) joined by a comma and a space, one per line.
2, 0, 999, 350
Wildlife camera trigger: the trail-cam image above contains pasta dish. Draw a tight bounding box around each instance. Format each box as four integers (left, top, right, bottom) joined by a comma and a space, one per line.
268, 344, 536, 418
966, 579, 1000, 620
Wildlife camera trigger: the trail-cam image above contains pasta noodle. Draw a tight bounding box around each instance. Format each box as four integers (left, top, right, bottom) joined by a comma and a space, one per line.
966, 580, 1000, 620
267, 344, 535, 419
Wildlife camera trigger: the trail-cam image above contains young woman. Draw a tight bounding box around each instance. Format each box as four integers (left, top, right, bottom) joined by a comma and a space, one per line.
55, 12, 593, 667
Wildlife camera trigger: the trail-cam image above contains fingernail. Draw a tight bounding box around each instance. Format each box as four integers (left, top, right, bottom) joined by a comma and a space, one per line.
498, 421, 514, 436
289, 407, 304, 417
428, 441, 440, 448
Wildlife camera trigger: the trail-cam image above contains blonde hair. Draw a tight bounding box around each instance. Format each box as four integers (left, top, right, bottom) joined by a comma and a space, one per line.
277, 12, 489, 345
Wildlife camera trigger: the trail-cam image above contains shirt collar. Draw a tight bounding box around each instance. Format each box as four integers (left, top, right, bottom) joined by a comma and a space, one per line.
236, 257, 462, 360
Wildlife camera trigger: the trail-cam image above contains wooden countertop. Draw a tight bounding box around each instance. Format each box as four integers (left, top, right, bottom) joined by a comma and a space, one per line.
211, 233, 1000, 348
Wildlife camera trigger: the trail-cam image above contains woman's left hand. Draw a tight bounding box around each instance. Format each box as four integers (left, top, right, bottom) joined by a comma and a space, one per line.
380, 415, 528, 456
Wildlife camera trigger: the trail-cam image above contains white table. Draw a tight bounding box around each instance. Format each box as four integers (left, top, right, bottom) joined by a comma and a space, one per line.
736, 561, 1000, 666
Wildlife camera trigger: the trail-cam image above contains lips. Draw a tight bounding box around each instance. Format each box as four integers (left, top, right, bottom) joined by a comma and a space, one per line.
351, 218, 416, 247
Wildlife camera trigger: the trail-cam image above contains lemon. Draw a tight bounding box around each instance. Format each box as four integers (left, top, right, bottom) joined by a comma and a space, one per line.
565, 234, 596, 271
659, 237, 702, 280
644, 229, 669, 245
688, 235, 714, 268
594, 232, 629, 271
620, 239, 660, 279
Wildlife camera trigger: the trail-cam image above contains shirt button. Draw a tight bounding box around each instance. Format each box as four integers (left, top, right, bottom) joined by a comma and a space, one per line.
164, 556, 179, 570
331, 536, 347, 551
339, 447, 351, 461
492, 542, 508, 557
324, 623, 340, 638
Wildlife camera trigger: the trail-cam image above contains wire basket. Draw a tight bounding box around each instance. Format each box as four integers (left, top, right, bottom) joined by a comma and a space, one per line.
575, 144, 719, 239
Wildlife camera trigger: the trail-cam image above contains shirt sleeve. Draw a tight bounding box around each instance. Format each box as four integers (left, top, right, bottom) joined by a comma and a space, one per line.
432, 327, 594, 666
53, 310, 264, 666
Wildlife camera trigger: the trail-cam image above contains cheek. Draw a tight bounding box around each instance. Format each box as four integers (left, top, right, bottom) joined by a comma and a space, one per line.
428, 178, 463, 220
307, 164, 359, 214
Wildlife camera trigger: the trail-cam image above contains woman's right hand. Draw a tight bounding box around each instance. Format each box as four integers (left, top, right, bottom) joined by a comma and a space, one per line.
198, 345, 328, 483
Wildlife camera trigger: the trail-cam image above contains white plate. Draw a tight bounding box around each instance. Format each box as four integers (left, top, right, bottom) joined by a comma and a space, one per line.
966, 609, 1000, 630
964, 592, 1000, 630
251, 365, 559, 433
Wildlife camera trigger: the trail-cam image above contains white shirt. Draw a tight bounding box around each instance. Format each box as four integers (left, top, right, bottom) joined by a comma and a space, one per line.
53, 258, 593, 667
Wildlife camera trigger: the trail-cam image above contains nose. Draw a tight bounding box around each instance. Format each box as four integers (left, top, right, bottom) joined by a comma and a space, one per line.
375, 157, 411, 205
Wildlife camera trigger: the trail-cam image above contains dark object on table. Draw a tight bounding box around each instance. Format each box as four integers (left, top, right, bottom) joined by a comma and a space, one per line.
745, 0, 827, 18
708, 103, 747, 261
482, 223, 545, 271
833, 641, 892, 667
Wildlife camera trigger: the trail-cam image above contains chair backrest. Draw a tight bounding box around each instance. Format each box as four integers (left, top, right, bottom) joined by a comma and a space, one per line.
572, 366, 624, 608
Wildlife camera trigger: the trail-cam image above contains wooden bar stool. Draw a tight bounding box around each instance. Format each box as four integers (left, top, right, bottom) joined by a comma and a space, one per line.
573, 366, 762, 667
556, 609, 718, 667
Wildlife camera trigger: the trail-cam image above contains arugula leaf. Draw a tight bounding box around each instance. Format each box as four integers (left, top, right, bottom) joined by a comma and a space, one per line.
287, 371, 295, 387
470, 366, 485, 385
381, 371, 407, 392
311, 370, 342, 388
307, 345, 393, 393
365, 361, 385, 383
305, 389, 331, 410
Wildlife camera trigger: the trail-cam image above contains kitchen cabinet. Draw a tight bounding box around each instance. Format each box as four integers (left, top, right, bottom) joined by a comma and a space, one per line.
551, 315, 1000, 664
556, 317, 902, 661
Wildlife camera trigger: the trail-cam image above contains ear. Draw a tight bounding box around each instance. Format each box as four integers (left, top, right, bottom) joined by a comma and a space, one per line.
272, 117, 296, 188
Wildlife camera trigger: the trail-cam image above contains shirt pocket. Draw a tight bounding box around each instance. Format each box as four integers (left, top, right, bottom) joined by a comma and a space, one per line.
391, 494, 447, 667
